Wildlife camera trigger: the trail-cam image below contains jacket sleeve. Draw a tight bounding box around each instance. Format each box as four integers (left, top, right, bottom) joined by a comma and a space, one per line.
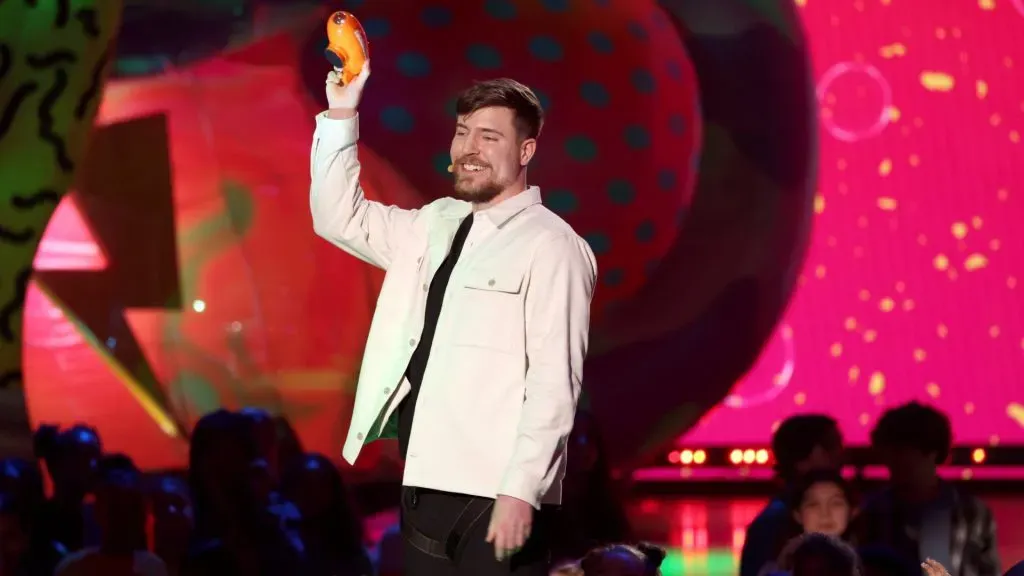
310, 112, 418, 270
497, 233, 597, 508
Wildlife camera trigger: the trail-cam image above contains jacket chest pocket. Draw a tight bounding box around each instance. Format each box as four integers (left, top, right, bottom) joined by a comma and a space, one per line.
452, 268, 524, 353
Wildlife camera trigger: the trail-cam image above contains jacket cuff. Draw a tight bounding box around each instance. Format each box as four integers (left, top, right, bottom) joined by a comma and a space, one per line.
497, 468, 544, 510
314, 111, 359, 151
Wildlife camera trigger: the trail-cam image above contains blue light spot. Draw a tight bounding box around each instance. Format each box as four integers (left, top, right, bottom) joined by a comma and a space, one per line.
631, 69, 655, 93
584, 232, 611, 255
529, 36, 563, 62
588, 32, 613, 54
607, 179, 635, 205
604, 268, 624, 286
623, 125, 650, 149
484, 0, 517, 20
396, 52, 431, 78
658, 169, 677, 191
380, 106, 415, 133
466, 44, 503, 69
666, 61, 683, 79
635, 220, 656, 242
668, 113, 686, 135
627, 20, 648, 40
432, 152, 452, 175
421, 6, 452, 27
564, 136, 597, 162
545, 190, 578, 215
361, 17, 391, 38
580, 81, 610, 107
540, 0, 569, 11
593, 0, 610, 6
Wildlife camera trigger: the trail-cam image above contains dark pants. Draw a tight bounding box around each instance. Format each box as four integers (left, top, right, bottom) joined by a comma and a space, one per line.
400, 487, 552, 576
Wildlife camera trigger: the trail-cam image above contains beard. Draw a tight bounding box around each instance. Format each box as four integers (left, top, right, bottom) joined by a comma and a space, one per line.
451, 161, 507, 204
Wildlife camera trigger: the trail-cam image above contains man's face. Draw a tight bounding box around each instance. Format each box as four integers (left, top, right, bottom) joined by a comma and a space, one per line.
877, 444, 936, 488
450, 106, 533, 204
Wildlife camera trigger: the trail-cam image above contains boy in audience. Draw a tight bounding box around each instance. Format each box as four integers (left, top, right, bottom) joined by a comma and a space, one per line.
740, 415, 844, 576
856, 402, 999, 576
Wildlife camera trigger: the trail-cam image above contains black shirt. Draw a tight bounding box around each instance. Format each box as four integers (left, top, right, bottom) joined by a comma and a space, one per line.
397, 215, 474, 458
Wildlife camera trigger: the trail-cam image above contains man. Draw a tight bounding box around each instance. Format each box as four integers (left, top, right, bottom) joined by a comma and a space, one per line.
311, 60, 597, 576
856, 402, 1000, 576
739, 414, 844, 576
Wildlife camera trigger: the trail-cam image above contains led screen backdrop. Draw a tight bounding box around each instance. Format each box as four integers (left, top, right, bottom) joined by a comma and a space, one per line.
18, 0, 1024, 473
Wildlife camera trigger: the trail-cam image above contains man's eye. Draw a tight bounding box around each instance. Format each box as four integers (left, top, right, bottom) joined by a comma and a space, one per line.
484, 136, 498, 142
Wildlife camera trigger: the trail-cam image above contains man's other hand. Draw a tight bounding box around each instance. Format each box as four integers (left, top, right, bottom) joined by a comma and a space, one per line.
485, 495, 534, 561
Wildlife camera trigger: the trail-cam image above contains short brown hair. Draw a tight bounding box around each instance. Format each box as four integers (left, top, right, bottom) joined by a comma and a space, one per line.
455, 78, 544, 140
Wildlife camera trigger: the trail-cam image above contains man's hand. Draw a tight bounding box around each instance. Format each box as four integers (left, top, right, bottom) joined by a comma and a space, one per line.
485, 495, 534, 561
325, 59, 370, 115
922, 558, 951, 576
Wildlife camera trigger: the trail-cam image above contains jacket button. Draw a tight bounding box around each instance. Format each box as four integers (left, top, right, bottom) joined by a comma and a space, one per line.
423, 283, 428, 292
356, 432, 364, 440
383, 387, 391, 394
488, 278, 496, 286
409, 338, 416, 346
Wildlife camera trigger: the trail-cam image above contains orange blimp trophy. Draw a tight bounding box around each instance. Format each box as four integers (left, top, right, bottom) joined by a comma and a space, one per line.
324, 11, 369, 85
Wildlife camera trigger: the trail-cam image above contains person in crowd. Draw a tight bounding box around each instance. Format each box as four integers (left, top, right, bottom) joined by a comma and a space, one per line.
271, 416, 304, 478
857, 545, 924, 576
740, 415, 844, 576
0, 458, 45, 512
777, 533, 860, 576
33, 425, 103, 551
182, 410, 304, 575
550, 411, 631, 563
0, 492, 67, 575
555, 542, 665, 576
281, 453, 372, 576
149, 475, 193, 574
855, 402, 999, 576
54, 465, 167, 575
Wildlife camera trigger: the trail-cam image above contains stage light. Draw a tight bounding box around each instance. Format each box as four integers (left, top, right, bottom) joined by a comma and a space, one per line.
694, 449, 707, 464
681, 449, 694, 464
972, 448, 986, 464
668, 450, 680, 464
755, 449, 769, 464
729, 449, 743, 465
742, 449, 756, 464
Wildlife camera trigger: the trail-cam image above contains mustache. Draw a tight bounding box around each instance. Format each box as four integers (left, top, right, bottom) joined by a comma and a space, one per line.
454, 156, 490, 168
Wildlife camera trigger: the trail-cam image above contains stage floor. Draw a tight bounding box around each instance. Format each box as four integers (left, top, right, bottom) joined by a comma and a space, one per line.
366, 495, 1024, 575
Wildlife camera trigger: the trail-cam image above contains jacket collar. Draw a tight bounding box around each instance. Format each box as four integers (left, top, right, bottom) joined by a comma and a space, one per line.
438, 186, 542, 228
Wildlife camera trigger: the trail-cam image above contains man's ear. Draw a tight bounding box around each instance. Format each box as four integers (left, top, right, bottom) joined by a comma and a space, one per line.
520, 138, 536, 166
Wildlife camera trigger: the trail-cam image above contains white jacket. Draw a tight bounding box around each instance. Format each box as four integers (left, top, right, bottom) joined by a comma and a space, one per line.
309, 113, 597, 508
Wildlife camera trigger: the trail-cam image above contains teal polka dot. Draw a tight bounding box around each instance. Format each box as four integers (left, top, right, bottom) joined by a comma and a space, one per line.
588, 32, 613, 54
584, 232, 611, 255
666, 61, 683, 79
347, 0, 365, 6
564, 136, 597, 162
484, 0, 517, 20
627, 20, 648, 40
668, 113, 686, 135
690, 151, 701, 171
432, 152, 452, 175
421, 6, 452, 27
534, 90, 551, 111
580, 81, 609, 107
380, 106, 414, 133
396, 52, 431, 78
606, 179, 635, 205
657, 169, 677, 190
541, 0, 569, 11
466, 44, 503, 69
362, 17, 391, 38
635, 220, 656, 242
593, 0, 610, 6
623, 125, 650, 149
545, 190, 578, 215
603, 268, 624, 287
631, 69, 655, 93
529, 36, 563, 62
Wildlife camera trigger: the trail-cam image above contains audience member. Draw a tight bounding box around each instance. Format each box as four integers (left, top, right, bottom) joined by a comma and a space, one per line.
149, 475, 192, 574
740, 415, 844, 576
281, 453, 372, 576
855, 402, 1000, 576
0, 492, 66, 575
788, 470, 855, 538
551, 411, 632, 563
572, 542, 666, 576
857, 545, 922, 576
778, 533, 860, 576
54, 465, 167, 575
33, 425, 103, 551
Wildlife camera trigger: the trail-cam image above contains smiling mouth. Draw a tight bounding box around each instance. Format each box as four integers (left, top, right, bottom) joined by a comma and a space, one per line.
459, 162, 488, 173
